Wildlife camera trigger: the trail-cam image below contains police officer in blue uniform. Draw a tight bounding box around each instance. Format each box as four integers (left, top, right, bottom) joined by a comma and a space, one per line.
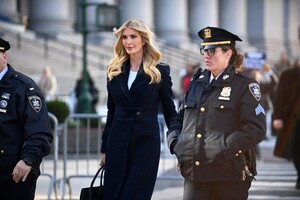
167, 27, 266, 200
0, 37, 53, 200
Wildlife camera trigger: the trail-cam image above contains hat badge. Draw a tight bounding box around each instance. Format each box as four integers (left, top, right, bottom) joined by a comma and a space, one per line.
204, 28, 212, 38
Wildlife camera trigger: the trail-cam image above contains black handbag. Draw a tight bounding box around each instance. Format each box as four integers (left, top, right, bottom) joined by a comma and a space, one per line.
79, 165, 105, 200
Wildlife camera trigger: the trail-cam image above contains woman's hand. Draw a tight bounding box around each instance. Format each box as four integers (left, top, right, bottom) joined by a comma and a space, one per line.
99, 153, 106, 167
273, 119, 284, 130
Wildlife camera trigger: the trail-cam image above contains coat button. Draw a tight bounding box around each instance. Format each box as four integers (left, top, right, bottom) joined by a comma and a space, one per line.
200, 107, 205, 112
238, 150, 242, 154
220, 105, 224, 109
197, 134, 202, 138
195, 161, 200, 166
235, 153, 239, 157
136, 111, 141, 116
0, 149, 4, 153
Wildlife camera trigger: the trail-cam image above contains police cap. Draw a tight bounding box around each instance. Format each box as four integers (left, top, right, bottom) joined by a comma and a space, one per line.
198, 26, 242, 50
0, 37, 11, 52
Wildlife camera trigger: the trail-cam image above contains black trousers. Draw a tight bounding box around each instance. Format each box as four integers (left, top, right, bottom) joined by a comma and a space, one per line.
183, 178, 252, 200
0, 176, 36, 200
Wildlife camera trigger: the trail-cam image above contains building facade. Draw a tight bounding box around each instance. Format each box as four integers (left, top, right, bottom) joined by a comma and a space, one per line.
0, 0, 299, 61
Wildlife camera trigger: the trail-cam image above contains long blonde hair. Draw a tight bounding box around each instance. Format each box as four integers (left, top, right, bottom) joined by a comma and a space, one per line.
107, 19, 162, 83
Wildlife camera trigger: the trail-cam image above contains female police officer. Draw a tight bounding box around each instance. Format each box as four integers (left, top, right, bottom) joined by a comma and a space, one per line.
167, 27, 266, 200
0, 38, 53, 200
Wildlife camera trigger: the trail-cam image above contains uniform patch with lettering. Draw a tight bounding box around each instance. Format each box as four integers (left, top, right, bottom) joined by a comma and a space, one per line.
0, 108, 6, 113
1, 92, 10, 99
248, 83, 261, 101
28, 95, 42, 113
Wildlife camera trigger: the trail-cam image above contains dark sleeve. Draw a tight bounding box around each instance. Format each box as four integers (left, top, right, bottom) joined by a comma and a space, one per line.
167, 103, 184, 154
157, 64, 182, 153
101, 78, 115, 153
19, 81, 53, 167
273, 70, 289, 119
222, 80, 266, 160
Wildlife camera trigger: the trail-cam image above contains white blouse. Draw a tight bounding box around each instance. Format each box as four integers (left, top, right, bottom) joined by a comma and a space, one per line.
128, 71, 138, 89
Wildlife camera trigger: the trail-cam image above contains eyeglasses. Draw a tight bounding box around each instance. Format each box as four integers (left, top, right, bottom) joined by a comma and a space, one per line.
200, 48, 223, 56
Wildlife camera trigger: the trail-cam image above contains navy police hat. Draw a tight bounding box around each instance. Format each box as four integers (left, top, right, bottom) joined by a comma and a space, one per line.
198, 26, 242, 50
0, 38, 11, 52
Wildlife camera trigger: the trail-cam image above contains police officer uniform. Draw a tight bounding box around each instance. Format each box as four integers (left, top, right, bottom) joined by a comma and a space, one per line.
0, 38, 53, 200
167, 27, 266, 200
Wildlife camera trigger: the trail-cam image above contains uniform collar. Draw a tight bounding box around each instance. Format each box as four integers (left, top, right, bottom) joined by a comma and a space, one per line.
199, 65, 236, 85
0, 65, 8, 80
209, 70, 224, 82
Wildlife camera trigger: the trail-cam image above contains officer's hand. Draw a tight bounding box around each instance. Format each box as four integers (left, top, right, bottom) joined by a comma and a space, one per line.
12, 160, 32, 183
273, 119, 284, 130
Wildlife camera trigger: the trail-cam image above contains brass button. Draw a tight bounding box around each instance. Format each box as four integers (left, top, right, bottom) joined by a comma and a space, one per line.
220, 105, 224, 109
195, 161, 200, 166
238, 150, 242, 154
200, 107, 205, 112
197, 134, 202, 138
235, 153, 239, 157
0, 150, 4, 153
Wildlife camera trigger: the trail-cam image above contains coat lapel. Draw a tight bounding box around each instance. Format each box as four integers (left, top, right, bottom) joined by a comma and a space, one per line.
115, 64, 133, 103
129, 69, 148, 92
114, 61, 150, 105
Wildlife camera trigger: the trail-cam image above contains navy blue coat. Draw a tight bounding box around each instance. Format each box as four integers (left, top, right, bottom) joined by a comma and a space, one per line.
101, 61, 178, 200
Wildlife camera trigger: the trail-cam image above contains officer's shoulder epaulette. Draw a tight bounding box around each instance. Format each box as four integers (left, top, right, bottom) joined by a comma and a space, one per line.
234, 70, 253, 79
12, 71, 37, 89
193, 67, 203, 79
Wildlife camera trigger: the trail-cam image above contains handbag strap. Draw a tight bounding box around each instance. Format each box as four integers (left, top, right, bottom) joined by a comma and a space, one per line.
90, 165, 105, 188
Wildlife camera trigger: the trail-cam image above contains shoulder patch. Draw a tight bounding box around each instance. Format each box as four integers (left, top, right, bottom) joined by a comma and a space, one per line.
28, 95, 42, 113
248, 83, 261, 101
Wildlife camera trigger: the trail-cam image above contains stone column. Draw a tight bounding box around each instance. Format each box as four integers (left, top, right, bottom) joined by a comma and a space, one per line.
155, 0, 189, 47
0, 0, 19, 23
28, 0, 74, 35
247, 0, 264, 49
118, 0, 154, 29
219, 0, 247, 42
286, 0, 300, 58
263, 0, 286, 60
189, 0, 219, 41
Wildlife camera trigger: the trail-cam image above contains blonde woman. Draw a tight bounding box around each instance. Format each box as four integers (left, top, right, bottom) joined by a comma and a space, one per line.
99, 19, 178, 200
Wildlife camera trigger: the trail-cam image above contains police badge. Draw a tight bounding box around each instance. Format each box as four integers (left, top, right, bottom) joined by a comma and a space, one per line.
28, 95, 42, 113
218, 87, 231, 100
